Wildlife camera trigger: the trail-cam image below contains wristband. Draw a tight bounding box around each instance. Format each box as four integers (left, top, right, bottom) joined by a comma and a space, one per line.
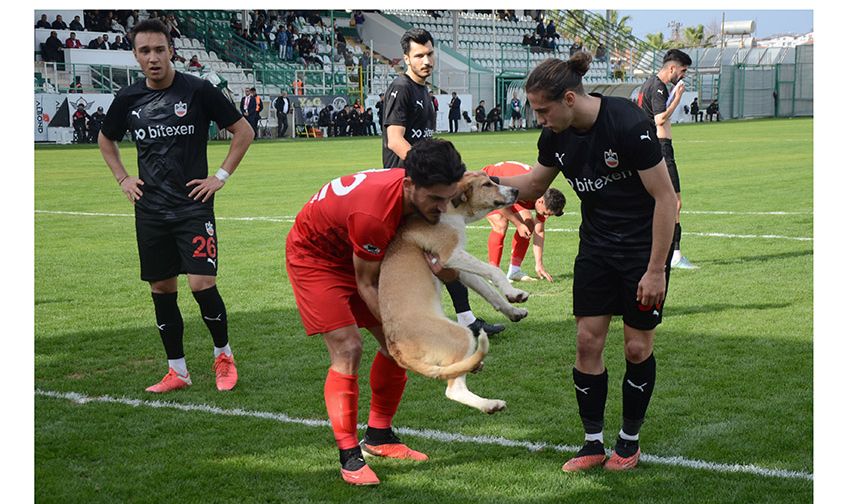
215, 168, 231, 182
118, 175, 128, 185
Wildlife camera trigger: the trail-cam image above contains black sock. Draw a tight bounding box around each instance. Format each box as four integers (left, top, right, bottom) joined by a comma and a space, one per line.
339, 446, 366, 471
445, 280, 471, 314
621, 353, 656, 437
573, 367, 608, 436
364, 426, 400, 445
192, 285, 228, 349
151, 291, 184, 359
673, 223, 682, 251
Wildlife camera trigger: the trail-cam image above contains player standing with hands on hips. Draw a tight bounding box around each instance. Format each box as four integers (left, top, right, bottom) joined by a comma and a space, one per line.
496, 51, 676, 471
637, 49, 696, 269
98, 19, 254, 393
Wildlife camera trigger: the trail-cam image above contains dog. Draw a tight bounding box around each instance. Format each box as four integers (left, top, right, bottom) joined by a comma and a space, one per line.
379, 171, 529, 414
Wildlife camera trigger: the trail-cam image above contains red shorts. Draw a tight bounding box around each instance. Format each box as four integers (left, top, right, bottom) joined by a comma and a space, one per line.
285, 248, 380, 336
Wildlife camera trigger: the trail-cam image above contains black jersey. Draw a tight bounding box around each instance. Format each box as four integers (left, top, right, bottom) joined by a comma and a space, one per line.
381, 74, 435, 169
636, 74, 669, 127
537, 94, 663, 253
101, 72, 242, 220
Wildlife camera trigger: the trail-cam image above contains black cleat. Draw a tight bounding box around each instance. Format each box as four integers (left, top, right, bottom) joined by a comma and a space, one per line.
468, 318, 505, 337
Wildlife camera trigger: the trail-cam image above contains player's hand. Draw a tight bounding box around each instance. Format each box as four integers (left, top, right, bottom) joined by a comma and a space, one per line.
120, 176, 144, 203
424, 251, 459, 283
535, 264, 553, 282
636, 267, 666, 309
674, 81, 686, 100
187, 176, 225, 203
516, 223, 532, 239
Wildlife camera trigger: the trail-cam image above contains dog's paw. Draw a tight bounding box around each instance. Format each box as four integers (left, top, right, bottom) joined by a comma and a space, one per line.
505, 289, 529, 303
482, 399, 507, 414
503, 306, 528, 322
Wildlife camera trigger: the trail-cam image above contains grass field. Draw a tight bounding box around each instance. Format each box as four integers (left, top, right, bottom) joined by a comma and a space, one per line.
34, 118, 813, 502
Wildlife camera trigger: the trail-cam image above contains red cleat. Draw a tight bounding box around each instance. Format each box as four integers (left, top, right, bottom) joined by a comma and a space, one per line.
562, 453, 607, 472
340, 464, 380, 486
604, 448, 640, 471
360, 440, 429, 461
145, 368, 192, 393
213, 353, 238, 391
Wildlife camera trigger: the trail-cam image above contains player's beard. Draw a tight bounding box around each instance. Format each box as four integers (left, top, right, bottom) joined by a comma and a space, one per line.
415, 207, 442, 225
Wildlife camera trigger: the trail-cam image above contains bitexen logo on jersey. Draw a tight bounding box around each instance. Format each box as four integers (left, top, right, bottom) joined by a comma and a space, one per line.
568, 170, 634, 193
133, 124, 196, 141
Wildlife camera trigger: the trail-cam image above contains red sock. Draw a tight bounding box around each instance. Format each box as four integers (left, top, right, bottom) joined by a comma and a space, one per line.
324, 368, 359, 449
367, 352, 408, 429
488, 231, 505, 267
511, 232, 529, 267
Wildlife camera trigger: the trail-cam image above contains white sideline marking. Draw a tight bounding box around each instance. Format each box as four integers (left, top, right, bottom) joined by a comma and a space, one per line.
36, 389, 812, 482
35, 210, 813, 242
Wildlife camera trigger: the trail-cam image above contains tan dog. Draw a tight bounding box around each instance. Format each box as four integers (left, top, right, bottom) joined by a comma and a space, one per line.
379, 172, 529, 414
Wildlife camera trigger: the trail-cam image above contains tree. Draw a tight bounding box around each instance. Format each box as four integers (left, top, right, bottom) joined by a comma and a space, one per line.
645, 32, 671, 50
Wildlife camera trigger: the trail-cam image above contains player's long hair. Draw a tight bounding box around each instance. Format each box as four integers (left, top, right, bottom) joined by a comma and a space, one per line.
405, 139, 466, 187
525, 51, 592, 100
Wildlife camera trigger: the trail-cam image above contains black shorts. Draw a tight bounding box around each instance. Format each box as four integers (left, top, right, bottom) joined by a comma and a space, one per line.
135, 213, 220, 282
573, 247, 672, 331
660, 138, 681, 193
511, 110, 522, 119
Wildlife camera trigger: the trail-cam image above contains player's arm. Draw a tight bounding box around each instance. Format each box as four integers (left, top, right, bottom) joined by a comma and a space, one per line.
187, 117, 254, 202
498, 206, 532, 239
386, 125, 411, 162
636, 159, 677, 307
532, 219, 553, 281
353, 254, 382, 322
655, 82, 684, 127
496, 161, 559, 202
98, 131, 143, 202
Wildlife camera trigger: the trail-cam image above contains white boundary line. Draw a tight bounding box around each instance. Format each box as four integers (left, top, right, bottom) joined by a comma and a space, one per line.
34, 210, 813, 242
35, 389, 813, 482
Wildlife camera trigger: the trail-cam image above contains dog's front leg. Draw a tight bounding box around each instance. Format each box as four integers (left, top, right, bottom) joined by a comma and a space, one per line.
445, 375, 506, 414
460, 272, 527, 322
446, 249, 529, 303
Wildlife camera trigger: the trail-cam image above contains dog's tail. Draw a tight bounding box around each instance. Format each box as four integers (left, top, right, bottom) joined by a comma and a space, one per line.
399, 330, 489, 380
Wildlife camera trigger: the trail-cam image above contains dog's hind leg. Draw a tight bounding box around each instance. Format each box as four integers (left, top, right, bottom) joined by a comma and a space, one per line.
445, 375, 507, 414
446, 249, 529, 303
459, 272, 527, 322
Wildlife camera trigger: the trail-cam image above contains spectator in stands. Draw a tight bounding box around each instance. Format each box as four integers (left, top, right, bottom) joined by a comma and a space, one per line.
66, 31, 84, 49
69, 15, 85, 32
535, 17, 545, 38
84, 11, 99, 31
52, 15, 68, 30
594, 44, 607, 62
706, 100, 720, 121
522, 32, 533, 47
360, 51, 371, 80
276, 25, 288, 60
126, 11, 139, 32
487, 104, 503, 131
188, 54, 203, 69
72, 103, 89, 143
448, 91, 461, 133
274, 91, 290, 138
546, 20, 558, 39
69, 76, 83, 93
88, 106, 106, 143
110, 35, 130, 50
36, 14, 51, 29
690, 97, 701, 122
475, 99, 487, 132
42, 31, 64, 62
349, 101, 363, 136
293, 75, 304, 95
165, 15, 181, 39
110, 14, 127, 34
570, 36, 583, 55
353, 10, 365, 25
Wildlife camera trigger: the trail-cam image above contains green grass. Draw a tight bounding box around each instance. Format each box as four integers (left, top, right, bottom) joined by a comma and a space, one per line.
35, 118, 813, 502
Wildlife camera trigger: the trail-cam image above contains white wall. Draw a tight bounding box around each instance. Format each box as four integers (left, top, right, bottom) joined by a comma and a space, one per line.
66, 48, 136, 67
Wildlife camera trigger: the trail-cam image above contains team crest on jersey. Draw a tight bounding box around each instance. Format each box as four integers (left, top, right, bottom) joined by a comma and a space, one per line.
363, 243, 382, 255
604, 149, 619, 168
174, 101, 188, 117
205, 221, 214, 236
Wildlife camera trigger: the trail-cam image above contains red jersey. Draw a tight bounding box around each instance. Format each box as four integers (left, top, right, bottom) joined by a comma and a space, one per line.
287, 168, 405, 268
482, 161, 546, 222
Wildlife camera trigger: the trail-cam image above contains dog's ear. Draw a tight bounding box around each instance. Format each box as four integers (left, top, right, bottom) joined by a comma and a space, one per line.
451, 191, 466, 208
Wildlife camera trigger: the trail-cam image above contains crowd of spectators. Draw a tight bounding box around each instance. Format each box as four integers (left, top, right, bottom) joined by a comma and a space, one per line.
521, 16, 561, 53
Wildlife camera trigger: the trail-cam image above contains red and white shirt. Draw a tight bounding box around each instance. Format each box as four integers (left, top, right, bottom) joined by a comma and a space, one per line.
482, 161, 547, 223
287, 168, 405, 268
